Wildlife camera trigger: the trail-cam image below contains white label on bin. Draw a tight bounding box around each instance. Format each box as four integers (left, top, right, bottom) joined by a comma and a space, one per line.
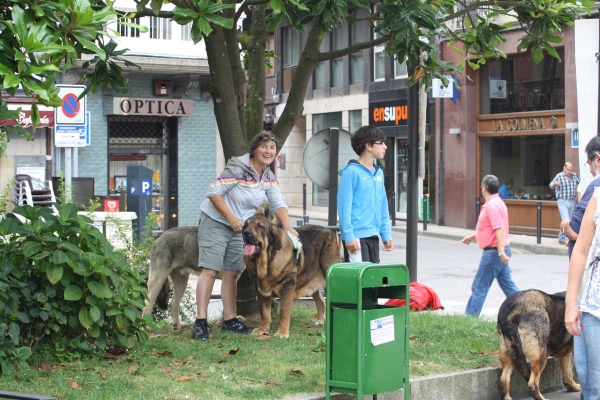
370, 315, 394, 346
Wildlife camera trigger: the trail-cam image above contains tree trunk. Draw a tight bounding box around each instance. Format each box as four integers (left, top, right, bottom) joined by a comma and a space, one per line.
245, 4, 267, 138
205, 26, 247, 159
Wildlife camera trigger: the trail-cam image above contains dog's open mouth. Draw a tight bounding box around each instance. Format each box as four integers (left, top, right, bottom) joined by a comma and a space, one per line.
243, 243, 261, 256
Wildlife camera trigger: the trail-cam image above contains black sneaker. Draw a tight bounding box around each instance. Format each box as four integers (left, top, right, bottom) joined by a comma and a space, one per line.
221, 318, 253, 334
191, 320, 210, 341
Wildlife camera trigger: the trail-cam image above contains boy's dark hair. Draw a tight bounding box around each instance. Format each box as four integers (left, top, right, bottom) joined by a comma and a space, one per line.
249, 131, 279, 157
351, 125, 386, 156
585, 135, 600, 161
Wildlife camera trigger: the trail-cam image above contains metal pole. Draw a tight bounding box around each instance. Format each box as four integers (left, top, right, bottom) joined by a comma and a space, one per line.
328, 127, 340, 227
407, 75, 419, 283
476, 196, 481, 222
391, 191, 396, 227
303, 183, 309, 224
537, 201, 542, 244
423, 195, 428, 231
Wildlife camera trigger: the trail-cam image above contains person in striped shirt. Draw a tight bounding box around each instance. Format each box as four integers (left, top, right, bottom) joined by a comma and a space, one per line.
550, 162, 580, 245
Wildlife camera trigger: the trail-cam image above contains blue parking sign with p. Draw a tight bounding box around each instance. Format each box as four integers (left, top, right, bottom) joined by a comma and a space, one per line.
572, 128, 579, 148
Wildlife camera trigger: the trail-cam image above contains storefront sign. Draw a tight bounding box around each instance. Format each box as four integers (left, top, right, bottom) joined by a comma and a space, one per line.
113, 97, 194, 117
104, 199, 119, 212
477, 112, 564, 134
0, 104, 54, 128
369, 100, 408, 127
490, 77, 507, 99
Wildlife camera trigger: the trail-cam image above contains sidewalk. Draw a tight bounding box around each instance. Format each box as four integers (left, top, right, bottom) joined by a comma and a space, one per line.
287, 206, 569, 257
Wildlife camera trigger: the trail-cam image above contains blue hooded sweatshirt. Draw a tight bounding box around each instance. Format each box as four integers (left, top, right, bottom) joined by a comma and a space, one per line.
337, 160, 392, 244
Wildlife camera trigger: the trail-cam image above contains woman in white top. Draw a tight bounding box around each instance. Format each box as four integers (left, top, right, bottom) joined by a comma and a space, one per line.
565, 187, 600, 399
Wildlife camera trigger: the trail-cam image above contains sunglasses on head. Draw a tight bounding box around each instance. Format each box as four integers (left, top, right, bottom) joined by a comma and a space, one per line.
259, 134, 277, 142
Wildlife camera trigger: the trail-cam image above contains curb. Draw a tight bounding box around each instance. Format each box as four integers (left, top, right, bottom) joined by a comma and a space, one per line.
283, 358, 571, 400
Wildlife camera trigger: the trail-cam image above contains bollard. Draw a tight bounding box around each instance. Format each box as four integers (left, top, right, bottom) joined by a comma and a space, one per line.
537, 201, 542, 244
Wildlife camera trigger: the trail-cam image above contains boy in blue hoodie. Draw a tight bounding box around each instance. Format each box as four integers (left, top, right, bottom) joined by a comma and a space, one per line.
337, 125, 394, 262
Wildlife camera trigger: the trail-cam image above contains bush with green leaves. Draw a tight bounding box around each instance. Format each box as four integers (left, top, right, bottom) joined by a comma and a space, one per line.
0, 203, 150, 375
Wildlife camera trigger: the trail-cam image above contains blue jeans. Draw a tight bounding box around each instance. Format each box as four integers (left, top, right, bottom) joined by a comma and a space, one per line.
582, 312, 600, 399
574, 332, 587, 399
465, 246, 519, 317
557, 199, 575, 242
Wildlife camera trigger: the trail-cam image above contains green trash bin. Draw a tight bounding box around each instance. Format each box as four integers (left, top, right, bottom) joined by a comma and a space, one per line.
325, 262, 410, 400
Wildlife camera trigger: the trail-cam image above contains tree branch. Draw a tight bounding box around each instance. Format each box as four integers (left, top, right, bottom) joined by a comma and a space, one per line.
117, 8, 175, 18
273, 20, 323, 142
318, 36, 387, 62
438, 1, 539, 23
234, 0, 270, 24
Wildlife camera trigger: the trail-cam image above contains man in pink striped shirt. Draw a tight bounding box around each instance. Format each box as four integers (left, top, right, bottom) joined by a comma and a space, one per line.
461, 175, 520, 317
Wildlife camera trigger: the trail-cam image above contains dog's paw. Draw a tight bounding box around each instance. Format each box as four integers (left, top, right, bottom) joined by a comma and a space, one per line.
274, 331, 290, 339
565, 382, 581, 392
251, 328, 269, 336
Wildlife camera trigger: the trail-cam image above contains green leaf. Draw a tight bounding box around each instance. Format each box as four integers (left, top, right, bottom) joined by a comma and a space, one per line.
72, 34, 106, 61
23, 241, 42, 257
204, 14, 234, 30
106, 308, 121, 316
123, 305, 139, 322
87, 281, 108, 298
53, 250, 69, 264
3, 74, 21, 89
16, 347, 32, 361
47, 265, 63, 284
151, 0, 162, 16
59, 242, 81, 254
64, 285, 83, 301
88, 324, 100, 337
90, 305, 101, 322
8, 322, 19, 345
78, 307, 93, 329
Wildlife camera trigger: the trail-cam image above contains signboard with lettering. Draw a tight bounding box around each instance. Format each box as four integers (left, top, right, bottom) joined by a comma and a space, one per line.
477, 112, 565, 135
432, 78, 453, 98
113, 97, 194, 117
0, 104, 54, 127
55, 125, 87, 147
369, 99, 408, 127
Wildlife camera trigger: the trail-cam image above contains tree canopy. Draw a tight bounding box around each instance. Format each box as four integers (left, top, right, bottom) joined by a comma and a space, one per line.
0, 0, 593, 157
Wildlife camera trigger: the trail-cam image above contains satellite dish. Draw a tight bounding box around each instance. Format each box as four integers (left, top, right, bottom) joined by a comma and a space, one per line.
302, 128, 355, 189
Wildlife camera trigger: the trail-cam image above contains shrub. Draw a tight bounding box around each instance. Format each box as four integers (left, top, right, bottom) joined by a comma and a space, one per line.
0, 203, 150, 374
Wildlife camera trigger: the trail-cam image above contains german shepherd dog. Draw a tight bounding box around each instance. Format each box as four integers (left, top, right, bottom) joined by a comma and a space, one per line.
497, 289, 581, 400
242, 206, 340, 338
142, 226, 200, 328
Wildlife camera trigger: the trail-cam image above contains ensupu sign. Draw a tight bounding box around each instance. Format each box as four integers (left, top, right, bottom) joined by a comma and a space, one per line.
369, 99, 409, 127
113, 97, 194, 117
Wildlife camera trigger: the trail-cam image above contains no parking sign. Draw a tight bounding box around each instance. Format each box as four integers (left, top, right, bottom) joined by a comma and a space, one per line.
55, 85, 86, 125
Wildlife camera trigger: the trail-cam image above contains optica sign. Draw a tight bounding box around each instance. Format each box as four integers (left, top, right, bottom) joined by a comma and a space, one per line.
369, 100, 409, 127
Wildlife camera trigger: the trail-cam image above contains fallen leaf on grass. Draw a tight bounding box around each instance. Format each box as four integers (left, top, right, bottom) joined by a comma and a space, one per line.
290, 369, 303, 376
98, 372, 106, 380
265, 380, 282, 387
128, 365, 139, 375
219, 348, 240, 359
152, 348, 173, 357
39, 362, 54, 372
81, 367, 96, 371
170, 359, 187, 366
164, 397, 173, 400
177, 375, 193, 382
67, 379, 82, 390
59, 362, 76, 367
492, 350, 499, 357
186, 356, 194, 361
54, 392, 64, 398
312, 348, 325, 353
103, 353, 121, 361
159, 366, 172, 373
37, 377, 47, 381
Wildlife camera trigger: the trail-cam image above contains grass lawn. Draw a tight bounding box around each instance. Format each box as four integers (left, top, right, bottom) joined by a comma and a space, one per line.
0, 306, 499, 400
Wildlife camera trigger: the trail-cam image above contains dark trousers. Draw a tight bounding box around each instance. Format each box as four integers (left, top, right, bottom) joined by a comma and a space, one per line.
342, 236, 380, 263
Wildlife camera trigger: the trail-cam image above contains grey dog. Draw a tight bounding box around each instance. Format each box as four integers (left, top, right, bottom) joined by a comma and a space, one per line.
142, 226, 200, 328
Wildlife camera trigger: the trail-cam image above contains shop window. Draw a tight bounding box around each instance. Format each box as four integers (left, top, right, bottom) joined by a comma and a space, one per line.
181, 23, 192, 41
283, 26, 300, 92
373, 48, 385, 81
395, 60, 408, 79
349, 110, 362, 134
480, 135, 564, 200
480, 49, 565, 115
350, 16, 367, 83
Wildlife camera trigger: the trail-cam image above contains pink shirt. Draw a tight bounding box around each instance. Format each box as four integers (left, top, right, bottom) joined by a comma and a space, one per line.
475, 193, 510, 249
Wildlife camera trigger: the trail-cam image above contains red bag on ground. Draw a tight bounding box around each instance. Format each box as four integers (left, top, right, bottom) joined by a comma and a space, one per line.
384, 282, 443, 311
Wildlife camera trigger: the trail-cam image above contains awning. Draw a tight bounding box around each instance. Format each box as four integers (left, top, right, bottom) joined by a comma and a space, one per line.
0, 103, 54, 128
